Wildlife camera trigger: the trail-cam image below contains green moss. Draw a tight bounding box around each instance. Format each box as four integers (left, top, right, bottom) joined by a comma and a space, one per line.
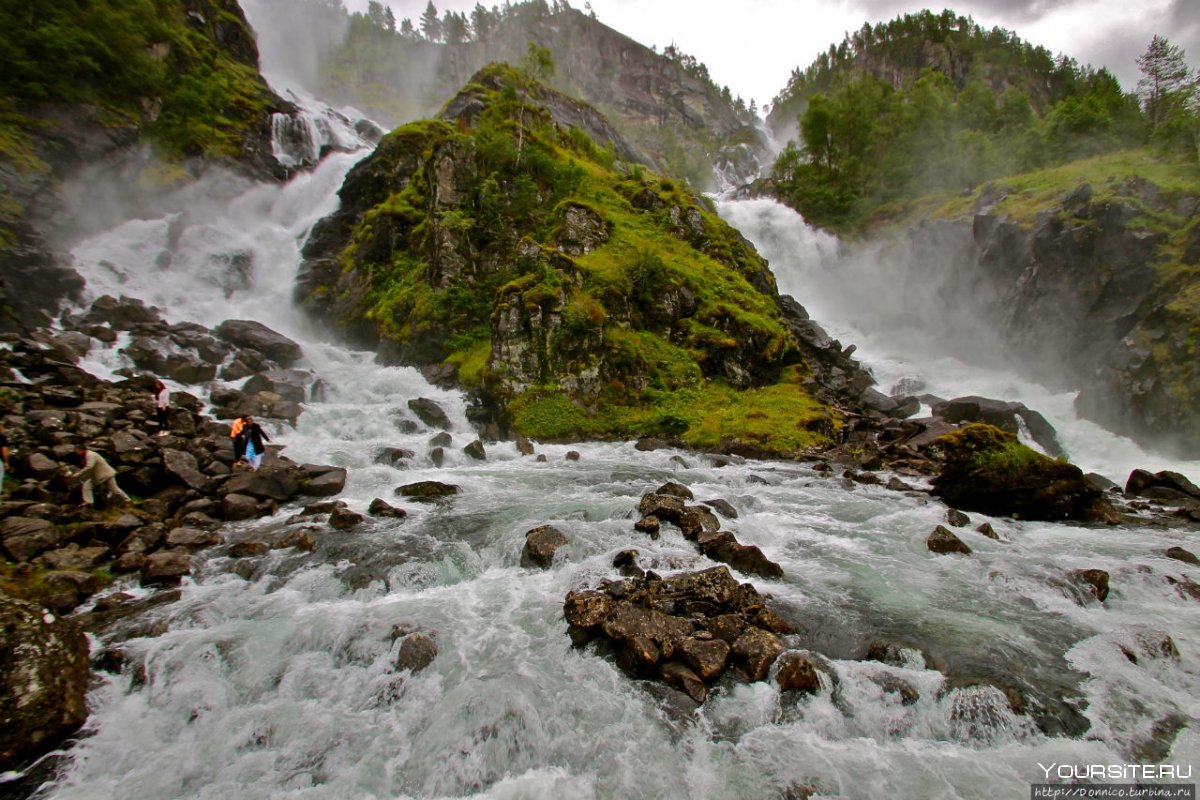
446, 339, 492, 387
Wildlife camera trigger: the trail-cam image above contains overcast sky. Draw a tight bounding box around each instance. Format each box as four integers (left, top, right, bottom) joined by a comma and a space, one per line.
344, 0, 1200, 110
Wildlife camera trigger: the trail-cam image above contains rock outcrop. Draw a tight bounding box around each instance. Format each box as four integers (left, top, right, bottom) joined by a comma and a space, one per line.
564, 565, 792, 703
297, 64, 838, 454
930, 424, 1115, 522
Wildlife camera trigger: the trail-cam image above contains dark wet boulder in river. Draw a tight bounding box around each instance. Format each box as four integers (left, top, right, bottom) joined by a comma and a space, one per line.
927, 525, 971, 555
521, 524, 569, 568
931, 396, 1065, 458
395, 481, 460, 501
214, 320, 303, 367
930, 424, 1116, 522
0, 597, 90, 771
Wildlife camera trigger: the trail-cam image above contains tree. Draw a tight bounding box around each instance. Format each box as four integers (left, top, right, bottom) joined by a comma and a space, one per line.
524, 41, 555, 82
1137, 35, 1193, 129
384, 6, 396, 32
420, 1, 442, 41
443, 10, 467, 44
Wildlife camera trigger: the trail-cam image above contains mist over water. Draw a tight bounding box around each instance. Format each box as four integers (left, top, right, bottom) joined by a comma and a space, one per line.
717, 197, 1200, 487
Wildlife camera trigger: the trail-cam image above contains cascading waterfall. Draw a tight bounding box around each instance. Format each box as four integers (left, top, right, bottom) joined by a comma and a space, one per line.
716, 197, 1200, 487
26, 73, 1200, 800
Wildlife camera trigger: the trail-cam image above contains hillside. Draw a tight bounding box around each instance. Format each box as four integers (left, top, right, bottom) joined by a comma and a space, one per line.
296, 64, 840, 452
763, 9, 1153, 230
0, 0, 293, 332
249, 0, 762, 189
868, 149, 1200, 454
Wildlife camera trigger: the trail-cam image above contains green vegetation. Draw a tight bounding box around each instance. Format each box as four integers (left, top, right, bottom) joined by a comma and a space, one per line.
511, 367, 837, 452
0, 0, 277, 166
769, 10, 1199, 229
313, 63, 837, 453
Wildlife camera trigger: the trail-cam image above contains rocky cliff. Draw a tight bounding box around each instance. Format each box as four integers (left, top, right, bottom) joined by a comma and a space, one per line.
297, 65, 840, 453
307, 4, 763, 188
0, 0, 301, 335
878, 157, 1200, 455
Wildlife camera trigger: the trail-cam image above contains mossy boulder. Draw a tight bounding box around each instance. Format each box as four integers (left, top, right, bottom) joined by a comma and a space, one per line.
297, 64, 838, 454
930, 424, 1116, 522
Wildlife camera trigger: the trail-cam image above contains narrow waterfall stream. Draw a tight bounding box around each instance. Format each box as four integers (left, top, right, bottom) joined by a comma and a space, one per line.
25, 85, 1200, 800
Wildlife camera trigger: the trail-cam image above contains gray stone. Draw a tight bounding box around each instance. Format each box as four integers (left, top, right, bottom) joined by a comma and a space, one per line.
521, 524, 569, 569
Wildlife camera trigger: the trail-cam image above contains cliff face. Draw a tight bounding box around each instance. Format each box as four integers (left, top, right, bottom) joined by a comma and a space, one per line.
0, 0, 299, 333
298, 65, 838, 451
312, 7, 762, 188
892, 171, 1199, 455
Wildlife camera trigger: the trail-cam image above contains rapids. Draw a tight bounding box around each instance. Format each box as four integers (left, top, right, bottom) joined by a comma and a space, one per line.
21, 63, 1200, 800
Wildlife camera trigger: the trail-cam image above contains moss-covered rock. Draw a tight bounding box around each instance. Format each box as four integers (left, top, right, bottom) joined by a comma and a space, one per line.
930, 424, 1116, 522
298, 64, 839, 453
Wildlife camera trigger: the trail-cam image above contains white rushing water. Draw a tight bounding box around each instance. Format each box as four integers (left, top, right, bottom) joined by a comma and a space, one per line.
29, 108, 1200, 800
717, 198, 1200, 488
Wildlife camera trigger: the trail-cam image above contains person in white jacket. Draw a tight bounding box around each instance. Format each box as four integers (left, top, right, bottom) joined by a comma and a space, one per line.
72, 445, 131, 507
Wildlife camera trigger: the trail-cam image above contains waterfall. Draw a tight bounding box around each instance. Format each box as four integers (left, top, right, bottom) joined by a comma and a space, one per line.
716, 197, 1200, 487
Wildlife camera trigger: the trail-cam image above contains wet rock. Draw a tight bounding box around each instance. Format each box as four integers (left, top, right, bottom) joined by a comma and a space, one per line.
214, 320, 303, 367
302, 467, 346, 497
701, 498, 738, 519
221, 493, 260, 521
229, 541, 270, 558
535, 454, 547, 463
634, 515, 661, 536
659, 661, 708, 703
140, 549, 192, 586
395, 633, 438, 672
463, 440, 486, 460
1166, 546, 1199, 566
165, 527, 220, 550
395, 481, 460, 501
515, 435, 535, 455
374, 447, 416, 466
731, 627, 786, 682
697, 531, 784, 579
37, 545, 108, 572
656, 482, 694, 500
563, 590, 613, 628
521, 524, 569, 569
429, 447, 445, 467
946, 508, 971, 527
565, 450, 581, 461
1070, 569, 1110, 602
976, 522, 999, 540
162, 449, 209, 492
1, 517, 64, 562
329, 506, 365, 530
274, 529, 317, 552
677, 636, 730, 681
25, 453, 61, 480
927, 525, 971, 555
931, 425, 1114, 522
408, 398, 451, 429
368, 498, 407, 518
225, 466, 300, 502
634, 437, 671, 451
429, 431, 453, 448
0, 597, 90, 769
775, 653, 822, 693
638, 493, 684, 524
1126, 469, 1200, 501
872, 673, 920, 705
678, 506, 720, 539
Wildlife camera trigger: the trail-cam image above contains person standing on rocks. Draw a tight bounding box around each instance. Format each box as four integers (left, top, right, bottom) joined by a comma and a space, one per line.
230, 415, 247, 465
242, 416, 270, 471
0, 422, 9, 495
152, 379, 170, 436
71, 445, 130, 508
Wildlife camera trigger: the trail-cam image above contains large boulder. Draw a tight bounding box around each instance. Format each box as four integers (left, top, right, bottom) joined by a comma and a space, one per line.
932, 396, 1065, 458
564, 566, 790, 699
395, 481, 460, 501
225, 466, 300, 502
521, 524, 569, 569
1, 517, 64, 563
214, 320, 303, 367
0, 597, 90, 769
930, 425, 1115, 522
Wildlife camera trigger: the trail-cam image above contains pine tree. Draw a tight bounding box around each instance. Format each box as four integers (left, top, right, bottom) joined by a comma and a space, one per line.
420, 1, 442, 41
1137, 35, 1192, 129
